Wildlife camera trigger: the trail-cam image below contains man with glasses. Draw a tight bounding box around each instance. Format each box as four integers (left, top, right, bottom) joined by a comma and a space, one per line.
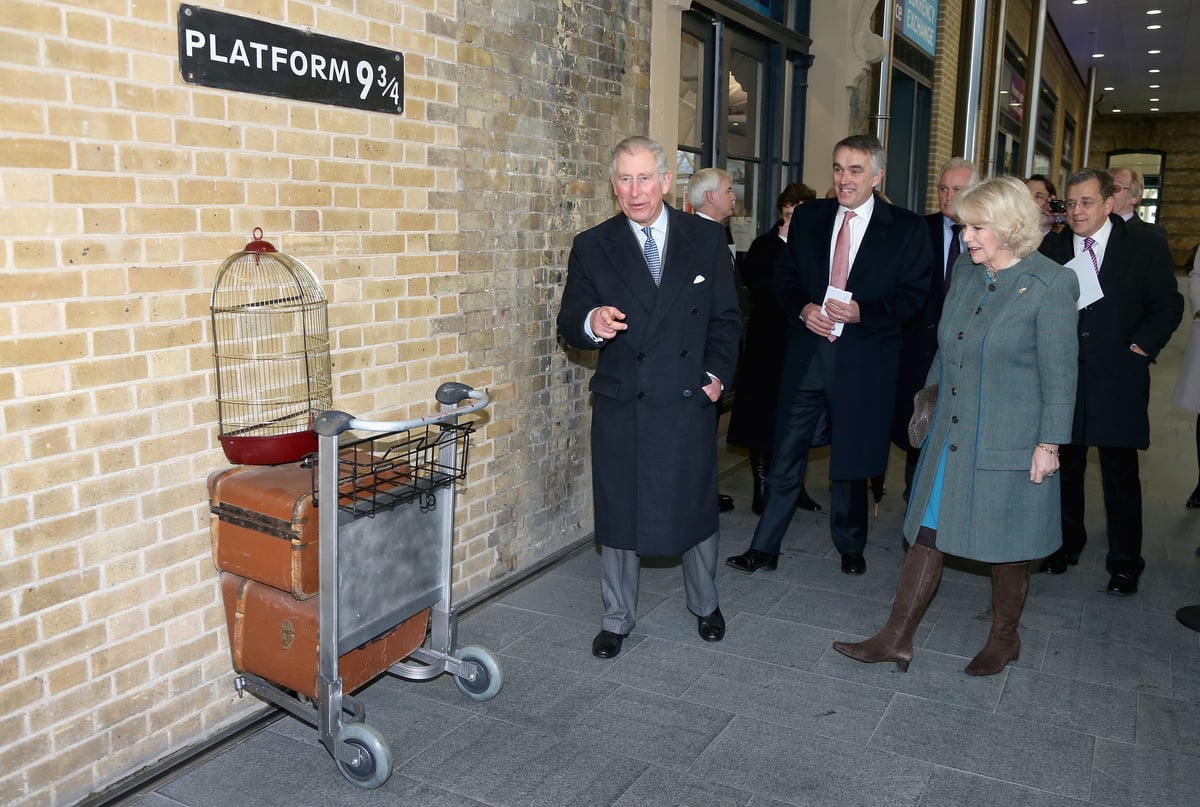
1110, 165, 1168, 241
1038, 167, 1182, 594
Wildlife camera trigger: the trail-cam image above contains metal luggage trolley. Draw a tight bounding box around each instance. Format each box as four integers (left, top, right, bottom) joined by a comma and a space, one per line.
233, 382, 501, 789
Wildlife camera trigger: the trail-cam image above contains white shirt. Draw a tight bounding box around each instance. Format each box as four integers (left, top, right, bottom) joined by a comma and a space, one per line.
828, 194, 876, 280
1072, 216, 1113, 270
942, 215, 963, 279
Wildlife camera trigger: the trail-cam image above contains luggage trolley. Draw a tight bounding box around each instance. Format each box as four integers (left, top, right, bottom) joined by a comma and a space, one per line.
228, 382, 501, 789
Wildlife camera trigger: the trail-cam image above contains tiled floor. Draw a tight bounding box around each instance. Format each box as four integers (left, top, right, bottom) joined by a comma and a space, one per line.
121, 280, 1200, 807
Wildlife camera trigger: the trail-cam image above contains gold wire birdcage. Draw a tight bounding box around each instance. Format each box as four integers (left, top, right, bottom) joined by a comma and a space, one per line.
211, 228, 332, 465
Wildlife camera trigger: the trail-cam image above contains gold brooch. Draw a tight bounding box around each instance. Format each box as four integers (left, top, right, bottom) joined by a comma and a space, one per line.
1018, 287, 1027, 294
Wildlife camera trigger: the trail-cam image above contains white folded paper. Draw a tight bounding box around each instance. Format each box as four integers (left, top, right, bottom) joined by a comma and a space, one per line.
1064, 253, 1104, 309
822, 287, 853, 337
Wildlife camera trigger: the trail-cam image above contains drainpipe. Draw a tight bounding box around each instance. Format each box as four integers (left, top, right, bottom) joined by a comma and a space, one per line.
985, 0, 1008, 177
1020, 0, 1048, 178
871, 0, 895, 145
960, 0, 989, 163
1082, 65, 1096, 168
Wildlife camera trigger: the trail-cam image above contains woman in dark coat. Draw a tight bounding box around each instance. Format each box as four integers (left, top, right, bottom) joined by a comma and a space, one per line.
727, 182, 821, 514
833, 176, 1079, 676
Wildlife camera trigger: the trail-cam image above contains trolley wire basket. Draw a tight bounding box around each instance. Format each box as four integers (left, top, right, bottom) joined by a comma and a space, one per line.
317, 422, 474, 517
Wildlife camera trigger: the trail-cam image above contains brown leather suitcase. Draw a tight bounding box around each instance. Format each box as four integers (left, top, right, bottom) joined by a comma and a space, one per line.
208, 457, 415, 599
208, 462, 321, 599
219, 572, 429, 698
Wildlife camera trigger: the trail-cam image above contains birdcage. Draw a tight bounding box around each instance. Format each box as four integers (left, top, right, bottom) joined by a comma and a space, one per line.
211, 228, 332, 465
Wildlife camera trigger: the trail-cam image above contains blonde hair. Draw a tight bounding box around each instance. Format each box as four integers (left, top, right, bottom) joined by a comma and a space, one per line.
951, 175, 1044, 258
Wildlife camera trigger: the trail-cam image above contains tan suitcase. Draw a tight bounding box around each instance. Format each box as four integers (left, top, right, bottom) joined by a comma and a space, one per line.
208, 462, 321, 599
219, 572, 429, 698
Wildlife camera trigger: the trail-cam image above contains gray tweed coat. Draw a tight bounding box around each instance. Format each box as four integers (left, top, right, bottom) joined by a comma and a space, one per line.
905, 251, 1079, 562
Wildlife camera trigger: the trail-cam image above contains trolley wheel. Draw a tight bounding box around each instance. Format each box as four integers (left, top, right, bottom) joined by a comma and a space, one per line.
452, 645, 503, 701
333, 723, 392, 789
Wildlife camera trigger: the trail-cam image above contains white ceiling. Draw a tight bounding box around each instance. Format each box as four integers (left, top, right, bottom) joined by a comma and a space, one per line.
1046, 0, 1200, 115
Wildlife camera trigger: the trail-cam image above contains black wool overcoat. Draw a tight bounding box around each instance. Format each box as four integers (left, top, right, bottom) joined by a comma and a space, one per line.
557, 205, 743, 556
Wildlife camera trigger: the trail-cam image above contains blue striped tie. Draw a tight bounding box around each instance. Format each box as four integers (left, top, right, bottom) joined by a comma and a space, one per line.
642, 226, 662, 286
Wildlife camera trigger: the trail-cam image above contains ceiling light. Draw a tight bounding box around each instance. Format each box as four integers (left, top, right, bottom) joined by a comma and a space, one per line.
1149, 84, 1161, 89
1092, 53, 1105, 58
1147, 24, 1162, 29
1150, 97, 1160, 101
1103, 86, 1115, 91
1111, 108, 1122, 113
1072, 0, 1088, 5
1148, 50, 1161, 55
1149, 68, 1161, 73
1151, 108, 1160, 112
1146, 8, 1162, 14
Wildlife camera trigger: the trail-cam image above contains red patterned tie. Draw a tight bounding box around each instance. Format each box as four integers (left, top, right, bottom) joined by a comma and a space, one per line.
828, 210, 856, 342
1083, 236, 1099, 274
830, 210, 856, 290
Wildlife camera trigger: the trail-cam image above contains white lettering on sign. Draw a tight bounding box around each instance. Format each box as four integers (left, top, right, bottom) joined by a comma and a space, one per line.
184, 28, 355, 83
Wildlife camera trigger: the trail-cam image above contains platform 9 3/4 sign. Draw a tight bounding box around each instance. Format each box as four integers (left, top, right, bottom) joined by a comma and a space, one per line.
178, 4, 404, 115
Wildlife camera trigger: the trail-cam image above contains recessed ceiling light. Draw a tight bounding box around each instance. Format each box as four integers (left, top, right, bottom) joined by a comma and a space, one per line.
1148, 49, 1161, 55
1151, 108, 1160, 112
1112, 108, 1122, 113
1150, 98, 1160, 102
1149, 84, 1161, 89
1103, 86, 1115, 91
1146, 8, 1162, 14
1073, 0, 1088, 5
1149, 68, 1161, 73
1147, 24, 1162, 29
1092, 53, 1105, 58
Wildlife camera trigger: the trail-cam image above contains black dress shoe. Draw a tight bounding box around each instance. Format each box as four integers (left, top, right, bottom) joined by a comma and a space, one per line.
725, 548, 778, 573
1187, 484, 1200, 509
718, 494, 735, 513
1041, 549, 1080, 575
698, 608, 725, 642
841, 553, 866, 575
795, 487, 822, 512
591, 630, 628, 659
1106, 571, 1139, 596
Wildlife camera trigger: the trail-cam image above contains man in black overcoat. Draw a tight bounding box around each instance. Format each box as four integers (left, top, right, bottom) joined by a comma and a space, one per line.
1039, 167, 1182, 594
557, 136, 742, 658
726, 134, 931, 576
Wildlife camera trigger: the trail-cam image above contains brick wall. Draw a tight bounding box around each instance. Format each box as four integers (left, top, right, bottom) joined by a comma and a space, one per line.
0, 0, 648, 803
1089, 112, 1200, 269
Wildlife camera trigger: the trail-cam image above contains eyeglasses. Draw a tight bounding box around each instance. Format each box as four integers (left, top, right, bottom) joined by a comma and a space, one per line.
1064, 198, 1101, 210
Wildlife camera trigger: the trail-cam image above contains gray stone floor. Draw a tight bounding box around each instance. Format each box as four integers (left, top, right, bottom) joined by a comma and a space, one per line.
122, 281, 1200, 806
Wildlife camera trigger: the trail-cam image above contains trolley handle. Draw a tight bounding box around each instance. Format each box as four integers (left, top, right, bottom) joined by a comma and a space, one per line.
313, 383, 489, 437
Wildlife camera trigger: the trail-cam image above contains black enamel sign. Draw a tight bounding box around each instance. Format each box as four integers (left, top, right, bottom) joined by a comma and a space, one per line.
178, 4, 404, 115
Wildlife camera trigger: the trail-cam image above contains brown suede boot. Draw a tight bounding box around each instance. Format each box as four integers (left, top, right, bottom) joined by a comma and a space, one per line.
965, 561, 1030, 676
832, 543, 943, 672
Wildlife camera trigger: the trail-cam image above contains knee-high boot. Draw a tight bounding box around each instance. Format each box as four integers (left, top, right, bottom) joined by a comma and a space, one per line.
965, 561, 1030, 676
832, 543, 943, 672
750, 451, 770, 516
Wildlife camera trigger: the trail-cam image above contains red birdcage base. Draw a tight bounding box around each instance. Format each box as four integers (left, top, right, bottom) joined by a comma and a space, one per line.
220, 430, 317, 465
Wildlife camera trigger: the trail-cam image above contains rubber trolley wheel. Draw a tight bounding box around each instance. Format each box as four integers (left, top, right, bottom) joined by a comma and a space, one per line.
334, 722, 393, 789
452, 645, 503, 701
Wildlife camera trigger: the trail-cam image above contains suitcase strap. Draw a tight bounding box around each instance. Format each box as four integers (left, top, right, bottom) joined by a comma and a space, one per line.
211, 502, 301, 541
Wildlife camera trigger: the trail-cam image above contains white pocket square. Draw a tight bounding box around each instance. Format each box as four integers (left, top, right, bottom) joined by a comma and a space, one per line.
693, 275, 705, 284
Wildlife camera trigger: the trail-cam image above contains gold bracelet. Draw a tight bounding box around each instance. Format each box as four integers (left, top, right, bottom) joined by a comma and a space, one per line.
1037, 444, 1059, 456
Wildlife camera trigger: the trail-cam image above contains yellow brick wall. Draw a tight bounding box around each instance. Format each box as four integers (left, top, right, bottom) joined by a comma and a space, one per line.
0, 1, 649, 804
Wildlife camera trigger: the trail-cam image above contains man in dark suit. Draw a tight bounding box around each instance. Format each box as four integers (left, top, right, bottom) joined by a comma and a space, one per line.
557, 136, 743, 658
1110, 165, 1169, 241
689, 166, 739, 513
726, 134, 931, 576
1039, 167, 1183, 594
892, 157, 976, 500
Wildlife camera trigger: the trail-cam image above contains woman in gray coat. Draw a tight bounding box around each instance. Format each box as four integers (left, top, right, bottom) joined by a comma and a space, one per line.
834, 176, 1079, 676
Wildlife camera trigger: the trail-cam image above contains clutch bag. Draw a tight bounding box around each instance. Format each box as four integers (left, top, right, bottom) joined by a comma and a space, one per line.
908, 384, 938, 448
